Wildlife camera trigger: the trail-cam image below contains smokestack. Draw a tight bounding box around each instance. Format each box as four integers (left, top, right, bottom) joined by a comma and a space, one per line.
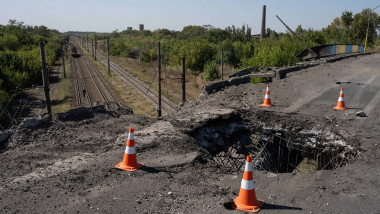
260, 5, 266, 41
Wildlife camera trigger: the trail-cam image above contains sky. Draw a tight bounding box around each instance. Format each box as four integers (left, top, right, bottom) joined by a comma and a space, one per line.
0, 0, 379, 33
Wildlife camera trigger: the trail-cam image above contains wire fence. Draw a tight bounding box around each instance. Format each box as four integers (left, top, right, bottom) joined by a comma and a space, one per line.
0, 88, 35, 130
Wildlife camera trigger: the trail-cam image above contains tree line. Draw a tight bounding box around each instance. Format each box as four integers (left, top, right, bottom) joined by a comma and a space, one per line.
97, 9, 379, 81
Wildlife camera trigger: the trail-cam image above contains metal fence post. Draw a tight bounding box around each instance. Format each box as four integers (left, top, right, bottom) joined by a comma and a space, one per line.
158, 42, 162, 118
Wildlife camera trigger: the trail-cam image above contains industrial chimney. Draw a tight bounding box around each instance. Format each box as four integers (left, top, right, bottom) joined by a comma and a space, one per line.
260, 5, 266, 41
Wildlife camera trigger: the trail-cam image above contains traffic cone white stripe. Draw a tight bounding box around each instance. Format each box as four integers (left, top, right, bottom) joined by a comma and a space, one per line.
241, 179, 255, 190
128, 132, 134, 140
265, 94, 271, 99
338, 97, 344, 101
125, 146, 136, 154
245, 161, 253, 171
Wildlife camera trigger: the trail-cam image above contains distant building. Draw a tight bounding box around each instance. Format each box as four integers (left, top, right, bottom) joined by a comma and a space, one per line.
139, 24, 144, 31
127, 27, 132, 31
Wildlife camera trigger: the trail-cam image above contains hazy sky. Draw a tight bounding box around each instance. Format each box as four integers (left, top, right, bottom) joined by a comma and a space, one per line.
0, 0, 379, 33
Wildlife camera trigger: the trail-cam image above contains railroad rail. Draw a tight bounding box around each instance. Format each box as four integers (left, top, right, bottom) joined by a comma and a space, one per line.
81, 55, 126, 110
95, 52, 177, 115
71, 57, 92, 107
71, 40, 129, 111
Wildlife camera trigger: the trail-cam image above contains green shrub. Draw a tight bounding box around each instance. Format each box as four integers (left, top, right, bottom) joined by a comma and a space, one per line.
0, 21, 62, 127
250, 77, 272, 84
140, 51, 151, 62
203, 60, 220, 81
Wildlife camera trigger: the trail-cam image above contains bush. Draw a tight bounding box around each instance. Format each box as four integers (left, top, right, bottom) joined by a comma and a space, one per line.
0, 21, 62, 129
250, 77, 272, 84
185, 40, 216, 72
203, 60, 220, 81
241, 37, 304, 68
140, 51, 151, 62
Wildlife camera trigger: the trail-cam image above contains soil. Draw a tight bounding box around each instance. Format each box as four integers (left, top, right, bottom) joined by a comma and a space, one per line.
1, 53, 379, 214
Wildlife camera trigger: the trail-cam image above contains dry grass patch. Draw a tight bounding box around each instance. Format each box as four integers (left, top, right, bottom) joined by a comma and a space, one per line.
95, 40, 237, 101
51, 58, 73, 113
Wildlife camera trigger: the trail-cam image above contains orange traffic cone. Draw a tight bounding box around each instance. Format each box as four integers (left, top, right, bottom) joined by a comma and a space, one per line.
261, 85, 273, 107
115, 128, 144, 171
233, 155, 264, 213
333, 87, 347, 110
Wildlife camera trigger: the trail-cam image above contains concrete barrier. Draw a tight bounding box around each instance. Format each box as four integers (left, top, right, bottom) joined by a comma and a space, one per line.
202, 76, 251, 95
202, 52, 371, 95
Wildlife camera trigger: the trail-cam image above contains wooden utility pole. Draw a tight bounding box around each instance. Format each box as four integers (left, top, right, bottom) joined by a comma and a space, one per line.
157, 42, 162, 118
182, 56, 186, 103
91, 39, 94, 58
61, 42, 66, 78
276, 15, 318, 57
94, 33, 97, 60
86, 34, 89, 52
39, 42, 52, 120
106, 38, 110, 76
221, 49, 224, 80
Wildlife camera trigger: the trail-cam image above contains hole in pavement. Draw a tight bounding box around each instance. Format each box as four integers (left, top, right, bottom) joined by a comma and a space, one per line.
192, 118, 357, 173
223, 201, 235, 210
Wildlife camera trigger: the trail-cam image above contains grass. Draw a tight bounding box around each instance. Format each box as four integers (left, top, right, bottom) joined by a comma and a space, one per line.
250, 77, 272, 84
82, 49, 158, 117
51, 57, 73, 113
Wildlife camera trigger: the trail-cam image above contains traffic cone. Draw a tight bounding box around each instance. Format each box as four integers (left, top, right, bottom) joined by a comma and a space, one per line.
233, 155, 264, 213
333, 87, 347, 110
115, 128, 144, 171
261, 85, 273, 107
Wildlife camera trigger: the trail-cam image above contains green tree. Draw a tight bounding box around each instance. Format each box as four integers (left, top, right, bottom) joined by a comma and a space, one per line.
203, 60, 220, 81
341, 11, 353, 29
178, 25, 207, 39
295, 25, 305, 35
184, 40, 216, 72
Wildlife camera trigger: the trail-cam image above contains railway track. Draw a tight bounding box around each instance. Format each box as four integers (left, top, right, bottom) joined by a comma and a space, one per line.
71, 57, 92, 107
95, 52, 177, 115
70, 40, 129, 111
81, 55, 126, 110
